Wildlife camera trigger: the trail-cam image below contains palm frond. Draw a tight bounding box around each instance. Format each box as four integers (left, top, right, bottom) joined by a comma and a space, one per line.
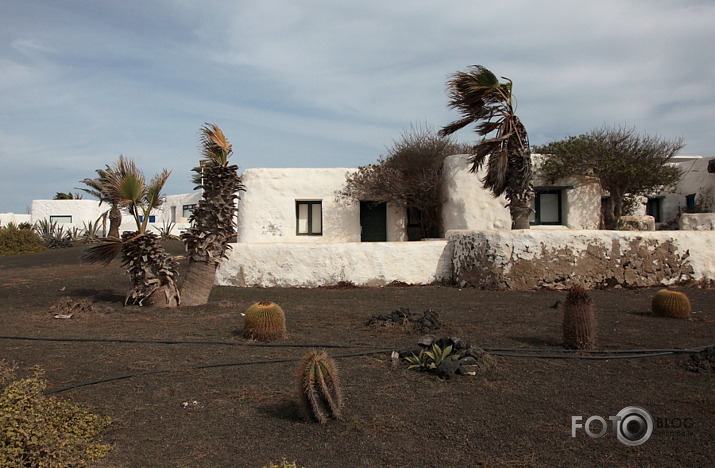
146, 169, 171, 209
82, 239, 123, 265
200, 123, 232, 166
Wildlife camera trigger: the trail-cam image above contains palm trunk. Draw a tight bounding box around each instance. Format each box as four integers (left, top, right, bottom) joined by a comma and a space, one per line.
108, 204, 122, 239
147, 283, 180, 308
510, 197, 533, 230
180, 260, 218, 306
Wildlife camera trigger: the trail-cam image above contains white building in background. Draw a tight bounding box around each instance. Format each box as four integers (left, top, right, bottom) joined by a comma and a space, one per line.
5, 154, 714, 237
25, 192, 201, 237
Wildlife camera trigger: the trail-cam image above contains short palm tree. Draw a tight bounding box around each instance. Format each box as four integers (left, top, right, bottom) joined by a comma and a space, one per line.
83, 160, 180, 307
439, 65, 533, 229
78, 155, 135, 239
180, 123, 245, 306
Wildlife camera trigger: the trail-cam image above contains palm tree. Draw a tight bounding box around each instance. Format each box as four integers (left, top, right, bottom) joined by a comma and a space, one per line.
439, 65, 533, 229
180, 123, 245, 306
83, 160, 180, 307
78, 156, 135, 239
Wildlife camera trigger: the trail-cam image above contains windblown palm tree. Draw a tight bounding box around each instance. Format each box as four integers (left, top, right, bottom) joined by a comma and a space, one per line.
83, 160, 180, 307
78, 155, 135, 239
439, 65, 533, 229
180, 123, 245, 306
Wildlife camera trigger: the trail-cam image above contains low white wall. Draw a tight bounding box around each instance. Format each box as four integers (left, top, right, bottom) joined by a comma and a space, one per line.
215, 240, 453, 287
0, 213, 32, 227
449, 229, 715, 289
680, 213, 715, 230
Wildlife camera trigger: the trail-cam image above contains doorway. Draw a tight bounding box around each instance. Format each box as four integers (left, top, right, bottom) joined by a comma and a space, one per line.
360, 201, 387, 242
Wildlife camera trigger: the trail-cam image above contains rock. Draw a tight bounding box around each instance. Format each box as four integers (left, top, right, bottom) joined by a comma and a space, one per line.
418, 334, 438, 347
457, 365, 480, 376
436, 357, 460, 379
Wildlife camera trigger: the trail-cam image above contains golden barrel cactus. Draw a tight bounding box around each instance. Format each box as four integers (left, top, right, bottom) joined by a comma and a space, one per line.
652, 289, 691, 319
242, 301, 286, 341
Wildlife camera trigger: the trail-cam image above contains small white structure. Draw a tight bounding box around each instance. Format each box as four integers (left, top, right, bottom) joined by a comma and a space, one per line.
237, 168, 406, 243
442, 154, 602, 231
660, 156, 715, 228
0, 212, 31, 227
27, 192, 202, 237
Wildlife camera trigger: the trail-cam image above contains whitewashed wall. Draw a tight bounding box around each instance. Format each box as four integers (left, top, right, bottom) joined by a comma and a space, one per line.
442, 154, 601, 231
30, 200, 106, 231
664, 156, 715, 225
0, 213, 31, 227
215, 240, 452, 287
237, 168, 406, 243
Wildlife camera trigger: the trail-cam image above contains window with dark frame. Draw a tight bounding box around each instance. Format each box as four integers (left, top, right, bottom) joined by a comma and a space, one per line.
49, 215, 72, 224
296, 201, 322, 235
182, 204, 196, 219
530, 187, 567, 225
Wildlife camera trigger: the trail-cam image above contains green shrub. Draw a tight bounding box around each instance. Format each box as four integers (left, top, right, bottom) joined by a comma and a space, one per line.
0, 225, 47, 255
0, 361, 112, 467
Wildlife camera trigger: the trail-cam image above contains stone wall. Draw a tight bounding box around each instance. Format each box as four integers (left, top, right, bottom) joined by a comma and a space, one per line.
215, 240, 453, 288
449, 229, 715, 289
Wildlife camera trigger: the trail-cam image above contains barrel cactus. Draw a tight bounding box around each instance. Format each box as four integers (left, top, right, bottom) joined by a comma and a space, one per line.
652, 289, 691, 319
242, 302, 286, 341
296, 350, 342, 424
562, 286, 597, 350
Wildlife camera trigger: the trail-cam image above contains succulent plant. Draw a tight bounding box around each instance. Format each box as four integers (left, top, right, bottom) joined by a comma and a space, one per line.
562, 286, 596, 350
652, 289, 691, 319
242, 302, 286, 341
296, 350, 342, 424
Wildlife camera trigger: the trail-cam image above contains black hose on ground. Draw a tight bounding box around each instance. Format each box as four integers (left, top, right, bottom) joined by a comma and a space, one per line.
0, 335, 709, 395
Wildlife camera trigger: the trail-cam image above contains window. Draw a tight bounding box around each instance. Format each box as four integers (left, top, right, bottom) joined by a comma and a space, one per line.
49, 215, 72, 224
646, 197, 664, 222
182, 204, 196, 218
530, 187, 568, 225
138, 215, 156, 223
685, 194, 696, 211
296, 201, 322, 235
407, 207, 422, 228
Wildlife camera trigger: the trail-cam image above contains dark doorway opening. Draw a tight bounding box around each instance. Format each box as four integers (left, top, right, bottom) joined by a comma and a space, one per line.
360, 201, 387, 242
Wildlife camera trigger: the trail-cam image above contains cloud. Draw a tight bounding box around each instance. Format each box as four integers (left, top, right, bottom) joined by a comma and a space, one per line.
0, 0, 713, 213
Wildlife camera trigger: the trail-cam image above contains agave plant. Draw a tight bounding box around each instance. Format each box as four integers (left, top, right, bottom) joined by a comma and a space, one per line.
405, 343, 455, 371
180, 123, 246, 306
82, 160, 180, 307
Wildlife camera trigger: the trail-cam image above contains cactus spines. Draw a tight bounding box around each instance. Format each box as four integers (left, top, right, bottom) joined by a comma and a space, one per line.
562, 286, 597, 350
652, 289, 691, 319
242, 302, 286, 341
296, 350, 342, 424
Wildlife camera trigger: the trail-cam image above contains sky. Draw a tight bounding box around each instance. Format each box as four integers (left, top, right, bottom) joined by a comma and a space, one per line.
1, 0, 714, 214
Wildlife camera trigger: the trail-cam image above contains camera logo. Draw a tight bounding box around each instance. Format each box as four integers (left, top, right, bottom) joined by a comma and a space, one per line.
571, 406, 653, 446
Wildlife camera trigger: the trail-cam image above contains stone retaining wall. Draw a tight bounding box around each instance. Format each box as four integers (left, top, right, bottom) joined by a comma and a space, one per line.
448, 230, 715, 289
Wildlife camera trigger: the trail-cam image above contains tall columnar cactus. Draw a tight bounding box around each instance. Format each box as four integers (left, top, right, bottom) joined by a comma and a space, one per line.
562, 286, 597, 350
242, 302, 286, 341
652, 289, 691, 319
296, 350, 343, 424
